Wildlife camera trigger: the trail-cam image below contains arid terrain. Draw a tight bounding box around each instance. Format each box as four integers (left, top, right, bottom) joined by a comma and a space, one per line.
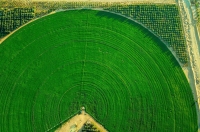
56, 109, 107, 132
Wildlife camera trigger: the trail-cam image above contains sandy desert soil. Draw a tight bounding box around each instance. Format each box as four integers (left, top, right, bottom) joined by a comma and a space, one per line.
55, 109, 108, 132
181, 0, 200, 106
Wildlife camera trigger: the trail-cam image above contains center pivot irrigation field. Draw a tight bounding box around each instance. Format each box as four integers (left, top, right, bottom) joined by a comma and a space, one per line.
0, 9, 197, 131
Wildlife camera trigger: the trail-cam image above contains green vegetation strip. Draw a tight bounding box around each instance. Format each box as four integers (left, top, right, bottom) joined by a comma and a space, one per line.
0, 9, 197, 132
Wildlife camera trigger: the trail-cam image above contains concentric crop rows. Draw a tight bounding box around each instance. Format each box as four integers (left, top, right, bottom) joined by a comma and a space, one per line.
0, 9, 197, 132
105, 4, 188, 64
0, 3, 187, 65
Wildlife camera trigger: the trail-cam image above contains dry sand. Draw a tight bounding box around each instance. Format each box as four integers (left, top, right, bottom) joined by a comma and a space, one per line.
178, 0, 200, 129
181, 0, 200, 107
55, 110, 108, 132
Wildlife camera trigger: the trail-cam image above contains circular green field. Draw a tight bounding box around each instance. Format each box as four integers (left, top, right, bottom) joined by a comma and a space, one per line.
0, 9, 197, 131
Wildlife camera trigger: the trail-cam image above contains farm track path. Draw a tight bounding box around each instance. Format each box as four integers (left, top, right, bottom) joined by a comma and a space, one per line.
177, 0, 200, 129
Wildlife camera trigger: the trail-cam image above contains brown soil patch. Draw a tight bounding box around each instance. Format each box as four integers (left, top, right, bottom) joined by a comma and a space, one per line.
55, 110, 108, 132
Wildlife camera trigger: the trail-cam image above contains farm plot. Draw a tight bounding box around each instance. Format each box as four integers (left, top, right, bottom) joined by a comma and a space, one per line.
105, 4, 188, 64
0, 3, 188, 65
0, 8, 35, 38
0, 9, 197, 132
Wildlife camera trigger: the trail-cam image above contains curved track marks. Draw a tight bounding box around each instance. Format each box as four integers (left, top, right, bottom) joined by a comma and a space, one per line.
0, 9, 197, 132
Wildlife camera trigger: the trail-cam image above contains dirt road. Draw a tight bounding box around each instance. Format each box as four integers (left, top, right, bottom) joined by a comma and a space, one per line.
177, 0, 200, 129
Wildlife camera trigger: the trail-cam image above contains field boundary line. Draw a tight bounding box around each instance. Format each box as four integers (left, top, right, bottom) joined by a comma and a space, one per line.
177, 0, 200, 129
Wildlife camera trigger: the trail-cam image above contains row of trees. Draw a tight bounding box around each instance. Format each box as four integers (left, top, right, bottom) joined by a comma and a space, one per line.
0, 8, 35, 38
0, 2, 188, 64
105, 4, 188, 64
191, 0, 200, 28
197, 6, 200, 25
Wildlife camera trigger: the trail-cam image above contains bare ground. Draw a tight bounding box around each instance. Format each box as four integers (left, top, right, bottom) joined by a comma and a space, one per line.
178, 0, 200, 129
55, 111, 108, 132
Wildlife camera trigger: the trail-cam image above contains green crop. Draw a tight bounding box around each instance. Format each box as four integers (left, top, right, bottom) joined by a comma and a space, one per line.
0, 9, 197, 132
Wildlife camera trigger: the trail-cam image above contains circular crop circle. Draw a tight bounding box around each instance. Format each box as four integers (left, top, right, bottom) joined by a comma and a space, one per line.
0, 9, 197, 131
